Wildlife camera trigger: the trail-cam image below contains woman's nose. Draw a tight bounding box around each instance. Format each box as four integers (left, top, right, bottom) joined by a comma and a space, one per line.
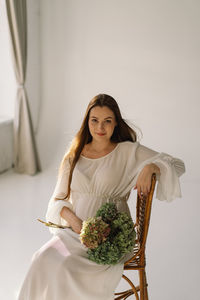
98, 122, 104, 130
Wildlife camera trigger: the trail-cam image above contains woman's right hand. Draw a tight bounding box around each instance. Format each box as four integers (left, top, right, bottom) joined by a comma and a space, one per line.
60, 207, 83, 234
134, 163, 160, 197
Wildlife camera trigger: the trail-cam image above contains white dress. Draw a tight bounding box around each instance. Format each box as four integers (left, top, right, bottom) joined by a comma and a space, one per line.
18, 141, 185, 300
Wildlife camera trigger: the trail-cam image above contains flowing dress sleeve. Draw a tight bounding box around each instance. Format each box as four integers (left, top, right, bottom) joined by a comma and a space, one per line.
133, 143, 185, 202
45, 158, 73, 229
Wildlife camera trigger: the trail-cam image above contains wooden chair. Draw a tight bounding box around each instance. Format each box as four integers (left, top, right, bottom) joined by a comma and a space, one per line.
114, 174, 157, 300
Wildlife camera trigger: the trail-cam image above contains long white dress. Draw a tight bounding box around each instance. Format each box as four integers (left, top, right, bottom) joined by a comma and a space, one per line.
18, 141, 185, 300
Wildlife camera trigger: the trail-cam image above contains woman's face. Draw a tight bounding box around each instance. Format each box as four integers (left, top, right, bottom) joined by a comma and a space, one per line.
88, 106, 117, 142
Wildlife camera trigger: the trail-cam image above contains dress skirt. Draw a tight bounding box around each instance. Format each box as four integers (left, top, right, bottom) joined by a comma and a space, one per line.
18, 228, 125, 300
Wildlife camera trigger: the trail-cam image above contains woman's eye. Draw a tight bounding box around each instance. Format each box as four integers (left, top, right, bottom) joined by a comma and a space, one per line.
91, 119, 97, 123
105, 120, 111, 123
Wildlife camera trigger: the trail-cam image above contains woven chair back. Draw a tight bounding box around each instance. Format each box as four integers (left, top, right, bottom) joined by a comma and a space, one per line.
124, 173, 156, 267
136, 173, 156, 249
115, 174, 157, 300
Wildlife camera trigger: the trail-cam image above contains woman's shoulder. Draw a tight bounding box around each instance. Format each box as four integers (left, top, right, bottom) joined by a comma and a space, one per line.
117, 141, 140, 156
118, 140, 139, 150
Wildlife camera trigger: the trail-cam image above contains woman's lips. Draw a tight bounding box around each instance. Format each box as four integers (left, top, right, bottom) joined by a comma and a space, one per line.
96, 133, 106, 136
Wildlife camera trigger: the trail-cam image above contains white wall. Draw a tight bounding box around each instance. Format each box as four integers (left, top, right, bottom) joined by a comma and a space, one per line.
37, 1, 200, 299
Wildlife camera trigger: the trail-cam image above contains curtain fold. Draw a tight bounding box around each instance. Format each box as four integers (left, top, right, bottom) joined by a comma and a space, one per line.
6, 0, 41, 175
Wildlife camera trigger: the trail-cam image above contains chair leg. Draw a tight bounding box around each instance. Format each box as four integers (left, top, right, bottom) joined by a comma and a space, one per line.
144, 270, 149, 300
139, 269, 145, 300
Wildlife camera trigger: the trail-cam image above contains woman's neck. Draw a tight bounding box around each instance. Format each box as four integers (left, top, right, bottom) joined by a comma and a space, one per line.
87, 140, 116, 153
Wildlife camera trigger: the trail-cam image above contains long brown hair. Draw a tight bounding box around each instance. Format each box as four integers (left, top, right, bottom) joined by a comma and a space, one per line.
57, 94, 138, 200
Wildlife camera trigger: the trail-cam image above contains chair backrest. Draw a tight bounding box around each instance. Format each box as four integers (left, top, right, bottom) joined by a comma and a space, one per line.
124, 173, 156, 266
136, 173, 156, 247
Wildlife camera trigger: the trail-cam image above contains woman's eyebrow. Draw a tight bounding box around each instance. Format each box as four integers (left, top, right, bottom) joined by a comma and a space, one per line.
90, 116, 113, 119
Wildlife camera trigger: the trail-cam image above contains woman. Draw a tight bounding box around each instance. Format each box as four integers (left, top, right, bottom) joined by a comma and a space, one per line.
18, 94, 185, 300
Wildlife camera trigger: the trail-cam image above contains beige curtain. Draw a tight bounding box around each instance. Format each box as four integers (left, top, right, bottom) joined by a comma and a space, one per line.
6, 0, 41, 175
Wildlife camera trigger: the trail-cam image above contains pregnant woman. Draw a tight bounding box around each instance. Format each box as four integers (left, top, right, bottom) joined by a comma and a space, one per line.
18, 93, 185, 300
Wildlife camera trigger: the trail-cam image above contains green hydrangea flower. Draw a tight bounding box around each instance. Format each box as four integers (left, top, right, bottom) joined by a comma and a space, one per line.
96, 202, 118, 223
81, 202, 136, 265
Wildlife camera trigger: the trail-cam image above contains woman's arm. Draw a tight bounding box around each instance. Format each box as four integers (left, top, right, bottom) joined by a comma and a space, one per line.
134, 143, 185, 201
134, 163, 160, 197
46, 158, 82, 233
60, 207, 83, 234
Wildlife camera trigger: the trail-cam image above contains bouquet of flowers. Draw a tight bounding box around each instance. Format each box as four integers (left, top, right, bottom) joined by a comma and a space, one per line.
79, 202, 136, 265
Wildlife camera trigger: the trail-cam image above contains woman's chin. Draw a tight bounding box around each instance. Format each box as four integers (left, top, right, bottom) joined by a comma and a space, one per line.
92, 134, 111, 142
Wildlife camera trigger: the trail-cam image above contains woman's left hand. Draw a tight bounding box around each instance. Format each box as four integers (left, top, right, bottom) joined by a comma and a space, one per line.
134, 163, 160, 197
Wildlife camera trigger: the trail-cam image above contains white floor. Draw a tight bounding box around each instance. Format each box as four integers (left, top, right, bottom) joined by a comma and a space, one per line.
0, 164, 58, 300
0, 163, 199, 300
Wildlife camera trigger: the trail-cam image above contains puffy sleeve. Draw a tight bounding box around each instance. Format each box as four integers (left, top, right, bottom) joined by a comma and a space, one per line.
45, 158, 73, 230
134, 143, 185, 202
